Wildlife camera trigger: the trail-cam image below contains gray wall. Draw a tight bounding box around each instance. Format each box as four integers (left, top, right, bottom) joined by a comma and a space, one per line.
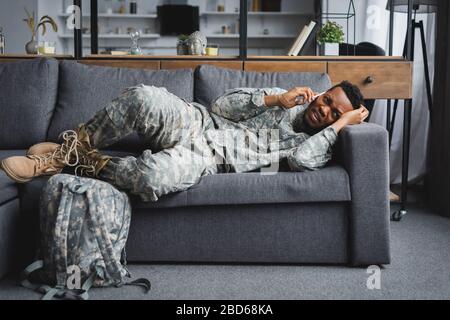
0, 0, 38, 54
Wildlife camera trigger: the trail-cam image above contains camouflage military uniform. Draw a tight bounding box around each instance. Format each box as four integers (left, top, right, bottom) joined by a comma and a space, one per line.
83, 85, 338, 202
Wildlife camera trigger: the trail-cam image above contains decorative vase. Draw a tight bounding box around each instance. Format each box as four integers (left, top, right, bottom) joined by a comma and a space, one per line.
25, 34, 38, 54
129, 29, 143, 55
324, 42, 339, 56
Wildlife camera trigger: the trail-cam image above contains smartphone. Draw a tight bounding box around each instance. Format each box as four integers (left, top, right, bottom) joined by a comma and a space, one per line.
295, 91, 326, 105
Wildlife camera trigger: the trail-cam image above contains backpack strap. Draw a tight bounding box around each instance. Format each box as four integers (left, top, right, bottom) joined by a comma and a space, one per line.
125, 278, 151, 293
86, 188, 150, 293
53, 185, 74, 287
85, 188, 127, 283
20, 260, 86, 300
20, 260, 47, 292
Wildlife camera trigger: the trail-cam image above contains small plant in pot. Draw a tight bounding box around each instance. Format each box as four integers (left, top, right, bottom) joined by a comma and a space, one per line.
317, 21, 344, 56
23, 7, 58, 54
176, 34, 189, 55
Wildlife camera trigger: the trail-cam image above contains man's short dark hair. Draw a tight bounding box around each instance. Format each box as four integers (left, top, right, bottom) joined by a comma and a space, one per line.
331, 80, 364, 109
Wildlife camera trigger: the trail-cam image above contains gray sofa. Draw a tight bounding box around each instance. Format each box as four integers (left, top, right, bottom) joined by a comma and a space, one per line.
0, 58, 390, 279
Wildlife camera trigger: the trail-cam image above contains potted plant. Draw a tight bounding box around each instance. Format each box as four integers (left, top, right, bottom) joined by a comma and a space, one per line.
317, 21, 344, 56
23, 7, 58, 54
176, 34, 189, 55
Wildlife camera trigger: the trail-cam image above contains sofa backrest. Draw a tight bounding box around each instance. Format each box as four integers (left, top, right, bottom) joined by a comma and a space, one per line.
194, 65, 332, 109
47, 60, 194, 150
0, 58, 59, 149
0, 59, 334, 152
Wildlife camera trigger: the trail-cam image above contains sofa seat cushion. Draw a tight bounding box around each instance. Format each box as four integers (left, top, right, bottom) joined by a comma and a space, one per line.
0, 58, 59, 149
18, 145, 350, 211
134, 164, 351, 209
19, 163, 350, 216
194, 65, 332, 109
47, 61, 194, 151
0, 150, 26, 204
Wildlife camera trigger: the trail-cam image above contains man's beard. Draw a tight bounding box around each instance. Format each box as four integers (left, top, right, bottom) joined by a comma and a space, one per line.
293, 108, 322, 136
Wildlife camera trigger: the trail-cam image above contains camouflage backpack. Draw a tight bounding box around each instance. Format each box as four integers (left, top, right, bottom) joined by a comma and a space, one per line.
20, 174, 150, 300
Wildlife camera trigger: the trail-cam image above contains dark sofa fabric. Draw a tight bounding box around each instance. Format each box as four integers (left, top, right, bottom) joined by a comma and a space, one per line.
19, 164, 350, 215
47, 61, 194, 150
0, 58, 58, 149
126, 203, 349, 264
0, 150, 25, 205
0, 172, 18, 205
0, 199, 20, 278
194, 65, 331, 108
336, 123, 391, 266
135, 165, 351, 209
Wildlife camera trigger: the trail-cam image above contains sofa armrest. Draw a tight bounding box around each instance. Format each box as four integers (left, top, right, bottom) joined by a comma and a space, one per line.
335, 123, 390, 266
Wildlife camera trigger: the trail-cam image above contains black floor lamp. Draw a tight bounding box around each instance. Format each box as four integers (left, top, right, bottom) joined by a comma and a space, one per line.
387, 0, 435, 221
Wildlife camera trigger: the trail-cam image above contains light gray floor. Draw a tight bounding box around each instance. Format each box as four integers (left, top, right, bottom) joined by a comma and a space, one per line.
0, 203, 449, 300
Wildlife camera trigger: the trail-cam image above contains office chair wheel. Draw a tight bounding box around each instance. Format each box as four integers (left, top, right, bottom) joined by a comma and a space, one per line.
391, 210, 406, 222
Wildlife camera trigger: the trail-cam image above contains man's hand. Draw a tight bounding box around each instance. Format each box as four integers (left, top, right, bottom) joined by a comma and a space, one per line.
279, 87, 317, 109
331, 105, 370, 133
340, 105, 370, 125
264, 87, 317, 109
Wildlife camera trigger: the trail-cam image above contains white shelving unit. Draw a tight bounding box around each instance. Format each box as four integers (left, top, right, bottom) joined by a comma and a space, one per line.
46, 0, 316, 56
57, 13, 157, 18
205, 34, 297, 39
59, 34, 161, 39
201, 11, 309, 16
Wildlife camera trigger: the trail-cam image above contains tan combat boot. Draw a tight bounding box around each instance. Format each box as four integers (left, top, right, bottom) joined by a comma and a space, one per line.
0, 129, 87, 183
27, 142, 60, 156
75, 149, 111, 178
72, 124, 111, 177
0, 154, 65, 183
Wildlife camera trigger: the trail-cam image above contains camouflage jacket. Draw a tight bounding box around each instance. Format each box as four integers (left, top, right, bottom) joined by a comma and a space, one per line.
203, 87, 338, 173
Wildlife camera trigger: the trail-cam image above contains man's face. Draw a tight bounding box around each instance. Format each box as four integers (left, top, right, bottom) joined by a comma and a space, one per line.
304, 87, 355, 129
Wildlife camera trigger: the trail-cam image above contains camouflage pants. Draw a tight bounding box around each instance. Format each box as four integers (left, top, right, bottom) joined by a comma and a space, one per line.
84, 85, 218, 202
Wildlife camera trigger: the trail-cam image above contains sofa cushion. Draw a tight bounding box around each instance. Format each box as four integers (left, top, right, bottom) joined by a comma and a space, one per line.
135, 164, 351, 209
47, 61, 194, 150
194, 65, 332, 109
19, 163, 350, 217
0, 58, 59, 149
0, 150, 26, 205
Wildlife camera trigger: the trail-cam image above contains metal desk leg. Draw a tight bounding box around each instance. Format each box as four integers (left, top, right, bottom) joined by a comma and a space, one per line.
391, 98, 412, 221
387, 99, 392, 147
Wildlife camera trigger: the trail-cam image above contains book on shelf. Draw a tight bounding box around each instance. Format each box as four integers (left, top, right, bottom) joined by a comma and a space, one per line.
111, 51, 129, 55
287, 20, 317, 56
251, 0, 261, 12
298, 22, 318, 55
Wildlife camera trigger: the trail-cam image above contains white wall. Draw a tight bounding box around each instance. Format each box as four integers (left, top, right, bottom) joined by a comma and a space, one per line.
0, 0, 38, 53
37, 0, 64, 53
321, 0, 404, 51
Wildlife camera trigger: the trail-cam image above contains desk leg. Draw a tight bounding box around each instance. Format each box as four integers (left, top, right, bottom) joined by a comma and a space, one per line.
386, 99, 391, 136
391, 98, 412, 221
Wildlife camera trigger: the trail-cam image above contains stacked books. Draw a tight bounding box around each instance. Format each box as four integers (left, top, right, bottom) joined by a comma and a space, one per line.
287, 20, 317, 56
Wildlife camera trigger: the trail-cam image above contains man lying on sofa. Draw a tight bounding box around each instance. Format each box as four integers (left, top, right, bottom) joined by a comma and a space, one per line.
0, 81, 368, 202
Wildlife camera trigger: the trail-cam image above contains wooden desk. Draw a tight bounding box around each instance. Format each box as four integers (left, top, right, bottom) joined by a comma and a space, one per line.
81, 55, 413, 100
0, 55, 412, 100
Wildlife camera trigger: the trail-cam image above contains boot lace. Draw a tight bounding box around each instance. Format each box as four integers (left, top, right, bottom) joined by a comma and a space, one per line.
28, 130, 83, 174
74, 150, 102, 177
57, 130, 83, 166
28, 152, 61, 174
